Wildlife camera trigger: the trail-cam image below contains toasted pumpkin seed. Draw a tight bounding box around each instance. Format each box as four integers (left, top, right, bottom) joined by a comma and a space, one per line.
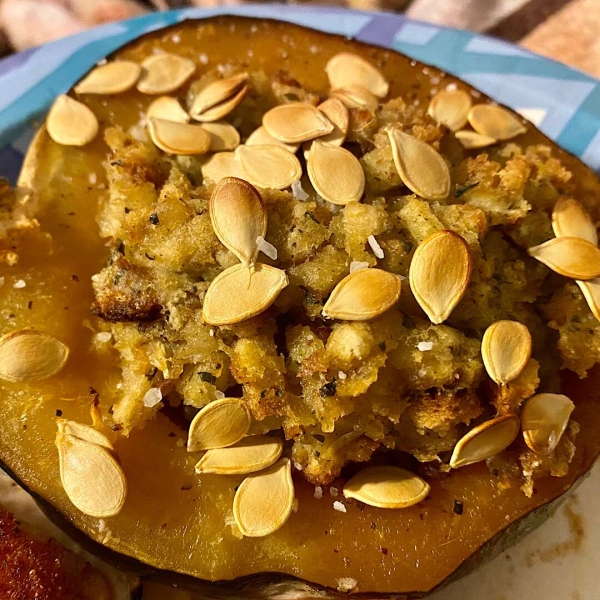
325, 52, 389, 98
148, 118, 211, 155
481, 320, 532, 385
47, 95, 98, 147
576, 278, 600, 322
468, 104, 526, 141
246, 126, 299, 154
57, 419, 113, 452
322, 268, 401, 320
236, 145, 302, 190
202, 121, 241, 152
428, 89, 472, 131
455, 130, 496, 149
386, 128, 450, 200
203, 263, 288, 326
195, 435, 283, 474
306, 140, 365, 205
0, 329, 69, 382
331, 86, 378, 112
137, 53, 195, 94
262, 103, 333, 144
57, 434, 127, 518
343, 466, 430, 509
409, 230, 471, 324
317, 97, 349, 146
521, 393, 575, 455
209, 177, 266, 267
201, 152, 245, 182
552, 197, 597, 245
191, 85, 249, 123
146, 96, 190, 123
449, 415, 520, 469
528, 237, 600, 280
187, 398, 251, 452
189, 73, 248, 117
233, 458, 294, 537
75, 61, 141, 95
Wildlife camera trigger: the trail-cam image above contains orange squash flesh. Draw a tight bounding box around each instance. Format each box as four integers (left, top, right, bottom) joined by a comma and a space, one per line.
1, 17, 600, 597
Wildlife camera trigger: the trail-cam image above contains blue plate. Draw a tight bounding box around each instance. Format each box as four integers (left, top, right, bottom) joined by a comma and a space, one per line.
1, 4, 599, 184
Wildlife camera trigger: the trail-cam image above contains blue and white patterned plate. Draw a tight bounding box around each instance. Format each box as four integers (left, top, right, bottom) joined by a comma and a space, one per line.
0, 4, 599, 185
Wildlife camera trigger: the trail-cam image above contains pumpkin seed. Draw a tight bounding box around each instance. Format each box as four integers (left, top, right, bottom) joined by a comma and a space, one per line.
386, 128, 450, 201
202, 263, 288, 326
191, 85, 249, 123
449, 414, 520, 469
201, 152, 245, 183
202, 121, 241, 152
146, 96, 190, 123
246, 126, 299, 154
262, 103, 333, 144
57, 419, 113, 452
233, 458, 294, 537
481, 320, 532, 385
331, 86, 378, 112
189, 73, 248, 117
0, 329, 69, 382
306, 140, 365, 205
57, 434, 127, 518
467, 104, 527, 141
148, 118, 211, 155
528, 237, 600, 280
428, 89, 472, 131
455, 130, 496, 149
195, 435, 283, 474
46, 95, 99, 147
209, 177, 266, 267
342, 466, 430, 509
316, 97, 349, 146
322, 268, 401, 320
187, 398, 251, 452
74, 61, 141, 95
576, 278, 600, 322
552, 197, 597, 245
409, 230, 471, 324
325, 52, 389, 98
521, 393, 575, 455
236, 145, 302, 190
137, 53, 195, 94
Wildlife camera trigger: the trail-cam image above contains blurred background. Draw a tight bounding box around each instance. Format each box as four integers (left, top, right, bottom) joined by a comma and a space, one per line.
0, 0, 598, 76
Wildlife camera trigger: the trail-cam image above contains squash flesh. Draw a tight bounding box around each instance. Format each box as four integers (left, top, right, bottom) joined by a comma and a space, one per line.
0, 17, 600, 596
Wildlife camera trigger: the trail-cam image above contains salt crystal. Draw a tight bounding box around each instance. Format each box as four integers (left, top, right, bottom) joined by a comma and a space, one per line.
349, 261, 369, 273
291, 180, 309, 201
430, 76, 440, 85
250, 24, 258, 33
88, 173, 97, 185
256, 236, 278, 260
143, 388, 162, 408
333, 500, 346, 513
209, 329, 215, 337
329, 487, 339, 497
96, 58, 108, 66
337, 371, 347, 380
215, 390, 225, 399
314, 486, 323, 499
199, 53, 209, 65
172, 34, 181, 44
337, 577, 357, 592
367, 235, 384, 259
247, 50, 254, 58
309, 45, 319, 54
293, 461, 303, 471
446, 82, 458, 91
95, 332, 112, 343
417, 341, 434, 352
13, 280, 26, 289
98, 519, 107, 533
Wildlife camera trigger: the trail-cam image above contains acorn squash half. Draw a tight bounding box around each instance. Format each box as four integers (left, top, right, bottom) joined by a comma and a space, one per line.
1, 16, 600, 599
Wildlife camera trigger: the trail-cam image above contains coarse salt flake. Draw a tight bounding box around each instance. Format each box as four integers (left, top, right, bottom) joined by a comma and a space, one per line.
172, 34, 181, 43
329, 487, 339, 497
314, 486, 323, 499
337, 371, 347, 380
349, 261, 369, 273
291, 180, 309, 201
13, 280, 26, 289
95, 332, 112, 343
199, 53, 209, 65
367, 235, 384, 259
143, 388, 162, 408
293, 461, 303, 471
417, 341, 434, 352
446, 82, 458, 91
88, 173, 97, 185
256, 236, 278, 260
337, 577, 357, 592
215, 390, 225, 399
333, 500, 346, 513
